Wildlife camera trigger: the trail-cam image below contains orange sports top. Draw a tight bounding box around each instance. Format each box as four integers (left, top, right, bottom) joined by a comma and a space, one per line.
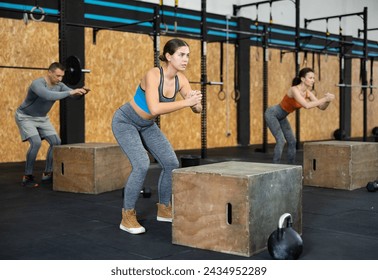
279, 91, 309, 113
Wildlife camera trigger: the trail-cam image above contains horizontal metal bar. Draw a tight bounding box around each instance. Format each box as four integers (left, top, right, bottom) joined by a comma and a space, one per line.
68, 17, 155, 32
0, 65, 91, 73
305, 11, 364, 24
234, 0, 285, 11
66, 22, 128, 32
208, 26, 264, 37
189, 81, 223, 85
0, 65, 48, 71
0, 7, 60, 18
111, 17, 156, 29
335, 83, 377, 89
162, 30, 202, 39
269, 43, 296, 50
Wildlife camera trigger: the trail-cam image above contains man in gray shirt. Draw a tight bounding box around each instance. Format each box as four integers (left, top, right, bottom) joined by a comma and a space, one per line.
15, 62, 88, 187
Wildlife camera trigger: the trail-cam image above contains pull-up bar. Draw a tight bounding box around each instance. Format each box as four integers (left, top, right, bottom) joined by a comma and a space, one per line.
233, 0, 286, 16
358, 27, 378, 38
304, 10, 364, 26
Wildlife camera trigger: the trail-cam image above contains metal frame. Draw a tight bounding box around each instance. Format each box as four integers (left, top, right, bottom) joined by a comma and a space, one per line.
305, 7, 369, 141
232, 0, 301, 150
201, 0, 208, 158
233, 0, 286, 16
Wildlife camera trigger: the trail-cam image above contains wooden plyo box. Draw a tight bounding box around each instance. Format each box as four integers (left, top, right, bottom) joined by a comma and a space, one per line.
303, 141, 378, 190
172, 161, 302, 257
53, 143, 131, 194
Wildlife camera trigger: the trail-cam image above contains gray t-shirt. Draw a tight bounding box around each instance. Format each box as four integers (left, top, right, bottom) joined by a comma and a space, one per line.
17, 77, 72, 117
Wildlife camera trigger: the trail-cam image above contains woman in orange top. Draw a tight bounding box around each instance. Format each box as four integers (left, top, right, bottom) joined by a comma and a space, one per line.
264, 67, 335, 164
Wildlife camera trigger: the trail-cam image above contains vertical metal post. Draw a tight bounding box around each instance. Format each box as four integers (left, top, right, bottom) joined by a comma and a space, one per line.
153, 6, 161, 128
295, 0, 301, 149
339, 33, 345, 140
153, 6, 161, 68
262, 25, 268, 153
58, 0, 66, 64
58, 0, 85, 144
236, 17, 251, 147
200, 0, 207, 159
362, 7, 368, 141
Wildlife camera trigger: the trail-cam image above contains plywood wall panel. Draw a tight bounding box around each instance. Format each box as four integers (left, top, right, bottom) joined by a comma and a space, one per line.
85, 33, 237, 150
155, 39, 238, 149
253, 49, 340, 145
0, 18, 59, 163
300, 54, 339, 141
367, 59, 378, 135
0, 17, 351, 163
351, 58, 378, 138
84, 30, 155, 143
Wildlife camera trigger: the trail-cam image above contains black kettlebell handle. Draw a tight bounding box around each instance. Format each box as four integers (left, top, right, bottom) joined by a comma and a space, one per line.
278, 213, 293, 229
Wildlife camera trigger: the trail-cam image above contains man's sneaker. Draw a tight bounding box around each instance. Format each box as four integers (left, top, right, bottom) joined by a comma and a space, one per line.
41, 172, 53, 184
120, 209, 146, 234
22, 175, 39, 188
157, 202, 172, 222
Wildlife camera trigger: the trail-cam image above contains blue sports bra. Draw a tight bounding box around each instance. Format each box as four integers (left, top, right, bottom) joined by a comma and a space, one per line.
133, 67, 180, 114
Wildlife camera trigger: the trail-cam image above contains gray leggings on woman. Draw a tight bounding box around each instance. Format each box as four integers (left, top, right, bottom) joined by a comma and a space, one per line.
264, 104, 296, 164
112, 103, 179, 210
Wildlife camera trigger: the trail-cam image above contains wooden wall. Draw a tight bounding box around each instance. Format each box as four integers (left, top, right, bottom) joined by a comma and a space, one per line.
1, 16, 378, 164
84, 31, 238, 150
250, 48, 341, 144
0, 18, 59, 163
351, 58, 378, 138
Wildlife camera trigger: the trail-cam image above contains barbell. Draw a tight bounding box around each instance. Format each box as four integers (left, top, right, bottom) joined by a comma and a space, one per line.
63, 56, 91, 86
0, 56, 90, 86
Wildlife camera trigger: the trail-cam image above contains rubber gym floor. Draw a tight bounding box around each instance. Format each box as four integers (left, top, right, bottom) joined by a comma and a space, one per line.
0, 145, 377, 260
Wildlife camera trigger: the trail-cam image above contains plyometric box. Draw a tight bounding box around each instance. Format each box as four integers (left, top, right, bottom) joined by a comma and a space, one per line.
53, 143, 131, 194
172, 161, 302, 257
303, 141, 378, 190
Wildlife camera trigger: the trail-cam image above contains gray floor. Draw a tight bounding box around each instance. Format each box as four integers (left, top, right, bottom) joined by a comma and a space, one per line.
0, 146, 377, 260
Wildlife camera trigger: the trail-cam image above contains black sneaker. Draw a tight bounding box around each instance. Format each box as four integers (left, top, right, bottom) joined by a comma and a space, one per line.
22, 175, 39, 188
41, 172, 53, 184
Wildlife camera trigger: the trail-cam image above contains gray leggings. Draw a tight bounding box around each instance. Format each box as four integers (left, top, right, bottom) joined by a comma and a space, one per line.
264, 105, 296, 164
112, 103, 179, 210
25, 134, 61, 175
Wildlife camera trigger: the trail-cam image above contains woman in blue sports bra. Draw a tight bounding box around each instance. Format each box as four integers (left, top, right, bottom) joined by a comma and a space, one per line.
112, 38, 202, 235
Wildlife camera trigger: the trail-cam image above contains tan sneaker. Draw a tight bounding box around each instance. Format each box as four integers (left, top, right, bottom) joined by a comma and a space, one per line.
120, 209, 145, 234
157, 203, 172, 222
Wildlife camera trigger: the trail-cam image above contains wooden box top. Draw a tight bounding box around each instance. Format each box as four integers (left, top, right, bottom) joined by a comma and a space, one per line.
304, 140, 378, 147
54, 142, 119, 150
173, 161, 301, 177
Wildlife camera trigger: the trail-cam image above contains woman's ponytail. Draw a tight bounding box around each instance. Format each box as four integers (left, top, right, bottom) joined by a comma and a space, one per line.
292, 77, 301, 86
292, 67, 314, 86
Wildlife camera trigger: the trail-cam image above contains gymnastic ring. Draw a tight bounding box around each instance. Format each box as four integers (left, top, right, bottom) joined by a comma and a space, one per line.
359, 92, 363, 101
232, 89, 241, 101
218, 90, 226, 101
30, 6, 45, 22
368, 93, 375, 102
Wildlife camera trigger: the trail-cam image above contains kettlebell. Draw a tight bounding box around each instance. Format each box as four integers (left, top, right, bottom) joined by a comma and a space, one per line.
366, 181, 378, 192
267, 213, 303, 260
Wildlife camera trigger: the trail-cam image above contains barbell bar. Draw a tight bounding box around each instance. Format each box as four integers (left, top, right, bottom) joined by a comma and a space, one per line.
0, 56, 90, 86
